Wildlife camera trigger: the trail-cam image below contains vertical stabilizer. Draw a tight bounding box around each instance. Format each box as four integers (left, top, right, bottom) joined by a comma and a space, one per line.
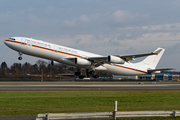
140, 48, 165, 69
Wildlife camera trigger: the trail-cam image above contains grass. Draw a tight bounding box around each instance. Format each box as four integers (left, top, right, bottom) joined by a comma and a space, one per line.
0, 90, 180, 118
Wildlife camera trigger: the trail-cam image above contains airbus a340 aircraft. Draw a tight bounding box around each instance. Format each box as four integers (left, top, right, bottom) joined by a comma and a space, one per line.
4, 37, 172, 79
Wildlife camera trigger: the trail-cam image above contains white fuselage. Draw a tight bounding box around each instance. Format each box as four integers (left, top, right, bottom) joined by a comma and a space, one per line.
4, 37, 150, 75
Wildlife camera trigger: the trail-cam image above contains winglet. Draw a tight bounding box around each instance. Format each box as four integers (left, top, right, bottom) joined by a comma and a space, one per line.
153, 48, 162, 55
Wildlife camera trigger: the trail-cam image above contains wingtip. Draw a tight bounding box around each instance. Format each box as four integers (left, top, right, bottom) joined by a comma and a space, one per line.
153, 48, 165, 54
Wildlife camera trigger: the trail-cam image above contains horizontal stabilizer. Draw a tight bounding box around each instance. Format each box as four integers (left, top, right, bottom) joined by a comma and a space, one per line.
148, 68, 175, 73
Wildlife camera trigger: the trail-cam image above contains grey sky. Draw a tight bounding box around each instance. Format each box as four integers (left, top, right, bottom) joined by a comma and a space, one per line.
0, 0, 180, 70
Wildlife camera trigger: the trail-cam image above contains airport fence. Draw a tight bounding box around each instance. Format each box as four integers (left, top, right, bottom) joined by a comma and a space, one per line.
36, 101, 180, 120
36, 111, 180, 120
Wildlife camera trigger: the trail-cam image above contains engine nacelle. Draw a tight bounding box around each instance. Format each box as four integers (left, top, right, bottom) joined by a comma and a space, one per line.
108, 55, 125, 64
51, 61, 67, 67
75, 58, 91, 66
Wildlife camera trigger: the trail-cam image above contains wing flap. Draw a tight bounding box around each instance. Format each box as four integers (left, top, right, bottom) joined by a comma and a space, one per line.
87, 56, 107, 66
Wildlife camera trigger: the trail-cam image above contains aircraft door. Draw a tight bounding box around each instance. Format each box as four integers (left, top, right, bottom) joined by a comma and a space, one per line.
135, 65, 138, 71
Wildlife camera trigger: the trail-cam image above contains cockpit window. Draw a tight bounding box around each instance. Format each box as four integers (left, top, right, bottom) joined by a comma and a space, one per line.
9, 38, 15, 41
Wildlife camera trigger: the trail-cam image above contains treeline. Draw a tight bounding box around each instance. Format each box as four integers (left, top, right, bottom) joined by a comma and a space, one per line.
1, 60, 179, 77
0, 60, 75, 77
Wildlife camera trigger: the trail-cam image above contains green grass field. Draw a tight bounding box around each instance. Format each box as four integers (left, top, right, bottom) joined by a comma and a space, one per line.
0, 90, 180, 120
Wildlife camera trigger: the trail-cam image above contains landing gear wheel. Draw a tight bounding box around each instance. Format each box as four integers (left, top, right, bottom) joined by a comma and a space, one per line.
18, 52, 22, 60
89, 71, 95, 75
75, 72, 81, 76
79, 75, 86, 79
18, 57, 22, 60
93, 75, 99, 79
86, 69, 90, 77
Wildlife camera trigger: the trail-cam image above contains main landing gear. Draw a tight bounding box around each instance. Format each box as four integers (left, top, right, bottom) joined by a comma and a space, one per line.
18, 52, 22, 60
75, 68, 99, 79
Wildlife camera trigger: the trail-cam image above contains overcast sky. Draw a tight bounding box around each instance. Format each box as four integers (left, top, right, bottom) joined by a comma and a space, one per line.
0, 0, 180, 70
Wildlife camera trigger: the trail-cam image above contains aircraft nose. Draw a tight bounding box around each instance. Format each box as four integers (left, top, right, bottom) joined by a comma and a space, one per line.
4, 40, 12, 48
4, 40, 9, 46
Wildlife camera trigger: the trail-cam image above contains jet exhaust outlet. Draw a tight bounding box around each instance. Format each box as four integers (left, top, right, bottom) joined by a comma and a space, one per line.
51, 60, 54, 66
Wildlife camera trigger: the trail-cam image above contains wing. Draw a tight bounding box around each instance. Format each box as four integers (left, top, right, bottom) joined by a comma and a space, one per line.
66, 48, 163, 67
87, 48, 163, 66
87, 56, 107, 67
118, 48, 162, 61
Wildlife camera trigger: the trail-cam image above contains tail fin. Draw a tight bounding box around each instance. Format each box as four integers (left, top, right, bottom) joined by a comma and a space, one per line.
140, 48, 165, 69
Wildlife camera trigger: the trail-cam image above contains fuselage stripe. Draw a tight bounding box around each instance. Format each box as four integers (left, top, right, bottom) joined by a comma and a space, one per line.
113, 64, 149, 74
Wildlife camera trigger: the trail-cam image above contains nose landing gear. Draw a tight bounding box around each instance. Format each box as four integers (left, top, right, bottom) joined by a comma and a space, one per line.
18, 57, 22, 60
18, 52, 22, 60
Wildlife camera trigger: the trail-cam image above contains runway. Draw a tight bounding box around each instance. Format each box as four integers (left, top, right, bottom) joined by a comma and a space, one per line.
0, 83, 180, 90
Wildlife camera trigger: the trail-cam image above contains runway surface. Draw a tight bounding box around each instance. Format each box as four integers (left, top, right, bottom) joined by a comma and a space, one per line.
0, 84, 180, 90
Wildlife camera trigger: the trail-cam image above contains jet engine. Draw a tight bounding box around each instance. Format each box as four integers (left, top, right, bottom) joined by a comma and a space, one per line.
51, 61, 67, 67
75, 57, 91, 66
107, 55, 125, 64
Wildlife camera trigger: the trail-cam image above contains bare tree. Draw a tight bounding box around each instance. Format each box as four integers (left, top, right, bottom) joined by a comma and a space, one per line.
0, 62, 9, 75
36, 60, 48, 74
22, 62, 31, 75
10, 63, 22, 74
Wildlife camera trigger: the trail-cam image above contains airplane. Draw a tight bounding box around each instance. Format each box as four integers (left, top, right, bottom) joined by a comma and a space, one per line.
4, 37, 173, 79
